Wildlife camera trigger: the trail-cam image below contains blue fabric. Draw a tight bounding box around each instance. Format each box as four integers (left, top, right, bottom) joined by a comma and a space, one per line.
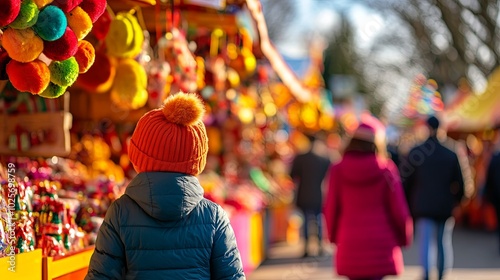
85, 172, 245, 280
302, 209, 323, 242
416, 217, 454, 280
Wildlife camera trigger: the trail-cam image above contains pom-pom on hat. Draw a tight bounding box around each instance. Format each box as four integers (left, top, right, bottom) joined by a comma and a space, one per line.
2, 27, 44, 63
128, 92, 209, 175
352, 122, 376, 143
6, 59, 50, 94
43, 27, 78, 61
33, 5, 67, 41
0, 0, 21, 27
79, 0, 106, 23
65, 6, 92, 40
74, 40, 95, 73
9, 0, 39, 29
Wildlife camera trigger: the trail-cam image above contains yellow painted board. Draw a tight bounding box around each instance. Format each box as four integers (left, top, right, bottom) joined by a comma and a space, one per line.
45, 247, 94, 280
249, 211, 264, 267
0, 249, 43, 279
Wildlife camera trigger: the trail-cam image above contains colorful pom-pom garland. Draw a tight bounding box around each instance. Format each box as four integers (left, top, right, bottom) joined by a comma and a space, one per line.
0, 0, 104, 97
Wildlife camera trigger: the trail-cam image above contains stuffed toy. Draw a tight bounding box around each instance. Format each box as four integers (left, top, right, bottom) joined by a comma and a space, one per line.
43, 27, 78, 61
9, 0, 39, 29
74, 40, 95, 73
6, 59, 50, 94
65, 6, 92, 40
2, 27, 44, 63
49, 57, 79, 87
110, 58, 147, 110
33, 5, 67, 41
0, 0, 21, 27
105, 11, 144, 58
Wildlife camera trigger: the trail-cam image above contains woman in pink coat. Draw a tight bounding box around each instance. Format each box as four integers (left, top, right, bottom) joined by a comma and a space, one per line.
323, 121, 413, 280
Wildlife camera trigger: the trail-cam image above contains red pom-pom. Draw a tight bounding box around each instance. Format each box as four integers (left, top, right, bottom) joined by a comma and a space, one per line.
79, 0, 106, 23
6, 59, 50, 94
75, 51, 115, 93
0, 50, 12, 80
43, 27, 78, 61
0, 0, 21, 27
52, 0, 83, 13
90, 6, 111, 40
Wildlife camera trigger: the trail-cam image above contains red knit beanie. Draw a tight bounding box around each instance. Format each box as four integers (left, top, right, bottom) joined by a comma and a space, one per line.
128, 92, 209, 175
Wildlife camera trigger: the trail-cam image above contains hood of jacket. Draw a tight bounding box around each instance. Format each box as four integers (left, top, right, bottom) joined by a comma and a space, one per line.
338, 151, 387, 187
125, 172, 204, 222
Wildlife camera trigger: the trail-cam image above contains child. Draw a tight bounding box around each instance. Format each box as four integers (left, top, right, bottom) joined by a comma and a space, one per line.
85, 92, 245, 279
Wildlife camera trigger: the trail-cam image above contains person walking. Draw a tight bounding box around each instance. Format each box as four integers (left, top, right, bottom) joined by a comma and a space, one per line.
323, 121, 413, 280
289, 134, 331, 257
484, 132, 500, 254
85, 93, 245, 279
404, 115, 465, 280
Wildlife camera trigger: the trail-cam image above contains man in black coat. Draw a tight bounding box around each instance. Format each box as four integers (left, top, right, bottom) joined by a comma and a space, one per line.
403, 116, 464, 280
290, 134, 331, 257
484, 136, 500, 254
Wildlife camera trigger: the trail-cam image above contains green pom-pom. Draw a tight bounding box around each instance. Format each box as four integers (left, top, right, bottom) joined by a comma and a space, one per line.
39, 82, 67, 98
9, 0, 39, 29
49, 57, 79, 87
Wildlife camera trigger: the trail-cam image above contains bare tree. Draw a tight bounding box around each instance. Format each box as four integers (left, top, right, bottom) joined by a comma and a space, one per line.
367, 0, 500, 89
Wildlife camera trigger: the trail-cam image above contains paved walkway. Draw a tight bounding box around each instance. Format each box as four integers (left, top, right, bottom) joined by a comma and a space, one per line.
247, 227, 500, 280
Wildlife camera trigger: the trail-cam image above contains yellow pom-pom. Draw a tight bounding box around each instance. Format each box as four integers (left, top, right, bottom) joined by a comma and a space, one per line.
162, 92, 205, 126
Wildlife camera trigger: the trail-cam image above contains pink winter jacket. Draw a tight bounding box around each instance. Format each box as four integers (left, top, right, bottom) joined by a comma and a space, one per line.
323, 151, 413, 278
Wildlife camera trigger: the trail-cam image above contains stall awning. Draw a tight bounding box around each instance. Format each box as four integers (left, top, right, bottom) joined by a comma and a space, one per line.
445, 67, 500, 132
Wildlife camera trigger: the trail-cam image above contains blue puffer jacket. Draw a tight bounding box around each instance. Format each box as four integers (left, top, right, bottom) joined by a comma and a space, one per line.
85, 172, 245, 280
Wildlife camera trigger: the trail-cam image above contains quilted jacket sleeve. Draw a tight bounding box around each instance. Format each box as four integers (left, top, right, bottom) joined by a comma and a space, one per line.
210, 205, 246, 280
85, 201, 126, 280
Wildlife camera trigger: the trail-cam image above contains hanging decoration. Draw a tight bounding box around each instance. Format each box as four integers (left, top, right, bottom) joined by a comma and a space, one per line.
399, 74, 444, 127
0, 0, 107, 98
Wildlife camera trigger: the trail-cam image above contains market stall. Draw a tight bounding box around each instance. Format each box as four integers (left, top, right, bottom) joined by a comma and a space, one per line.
442, 68, 500, 230
0, 0, 326, 278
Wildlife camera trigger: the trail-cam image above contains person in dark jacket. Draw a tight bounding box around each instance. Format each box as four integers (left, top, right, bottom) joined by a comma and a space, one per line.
85, 92, 245, 280
403, 116, 464, 280
290, 134, 331, 257
484, 137, 500, 254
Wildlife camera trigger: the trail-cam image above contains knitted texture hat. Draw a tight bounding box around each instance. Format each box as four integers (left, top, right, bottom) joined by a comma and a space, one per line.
352, 122, 376, 143
128, 92, 209, 175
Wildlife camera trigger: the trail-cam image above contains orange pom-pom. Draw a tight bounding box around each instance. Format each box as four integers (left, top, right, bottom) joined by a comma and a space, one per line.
6, 59, 50, 94
2, 27, 43, 63
74, 40, 95, 73
162, 92, 205, 126
66, 6, 92, 40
